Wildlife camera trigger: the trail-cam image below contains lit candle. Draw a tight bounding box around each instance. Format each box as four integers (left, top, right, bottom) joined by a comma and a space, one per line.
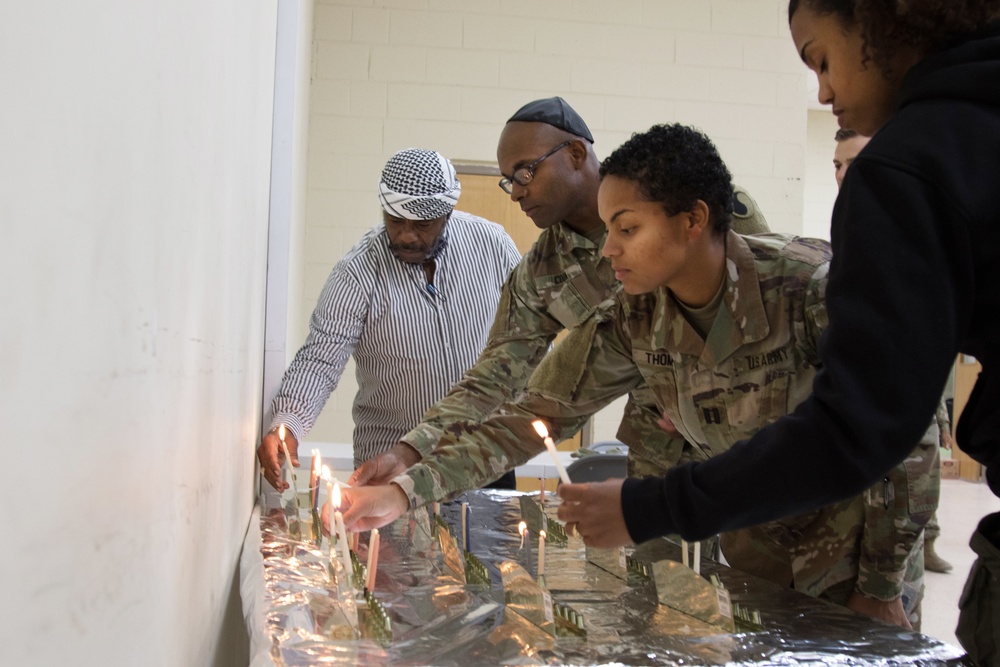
332, 481, 352, 585
693, 541, 701, 575
518, 521, 527, 549
366, 528, 380, 591
310, 449, 321, 512
531, 421, 571, 485
278, 424, 298, 490
324, 465, 334, 558
538, 529, 547, 579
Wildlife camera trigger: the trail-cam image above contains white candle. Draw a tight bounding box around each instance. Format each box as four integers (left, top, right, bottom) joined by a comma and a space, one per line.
332, 482, 352, 585
538, 529, 547, 579
366, 529, 380, 591
279, 424, 296, 488
693, 541, 701, 575
310, 449, 321, 512
531, 421, 571, 485
539, 476, 545, 502
324, 466, 334, 558
681, 539, 689, 568
461, 501, 469, 552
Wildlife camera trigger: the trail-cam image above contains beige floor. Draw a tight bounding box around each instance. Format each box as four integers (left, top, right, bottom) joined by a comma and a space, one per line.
920, 477, 1000, 648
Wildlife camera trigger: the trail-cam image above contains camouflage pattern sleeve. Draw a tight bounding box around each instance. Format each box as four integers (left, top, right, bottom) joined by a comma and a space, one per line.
856, 425, 939, 601
796, 257, 934, 601
400, 258, 563, 456
393, 313, 644, 507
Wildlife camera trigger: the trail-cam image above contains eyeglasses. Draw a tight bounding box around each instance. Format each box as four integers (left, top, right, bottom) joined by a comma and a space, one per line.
498, 141, 572, 194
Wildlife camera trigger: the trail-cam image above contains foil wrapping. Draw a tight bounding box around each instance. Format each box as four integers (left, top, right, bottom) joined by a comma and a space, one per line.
243, 489, 964, 666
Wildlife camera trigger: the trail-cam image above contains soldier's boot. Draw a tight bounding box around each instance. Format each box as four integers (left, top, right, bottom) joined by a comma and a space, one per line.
924, 537, 954, 573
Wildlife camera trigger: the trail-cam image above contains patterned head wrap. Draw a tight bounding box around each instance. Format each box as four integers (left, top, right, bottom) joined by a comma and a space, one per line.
378, 148, 461, 220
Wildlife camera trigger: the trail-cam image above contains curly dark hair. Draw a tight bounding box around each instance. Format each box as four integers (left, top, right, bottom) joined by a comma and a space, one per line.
789, 0, 1000, 73
599, 124, 734, 235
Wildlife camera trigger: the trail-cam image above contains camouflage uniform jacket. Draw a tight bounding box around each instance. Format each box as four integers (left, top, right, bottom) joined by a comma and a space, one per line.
395, 232, 937, 602
401, 187, 769, 473
401, 217, 671, 467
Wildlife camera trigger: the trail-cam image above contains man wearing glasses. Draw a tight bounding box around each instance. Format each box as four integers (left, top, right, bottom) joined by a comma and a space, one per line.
351, 98, 771, 490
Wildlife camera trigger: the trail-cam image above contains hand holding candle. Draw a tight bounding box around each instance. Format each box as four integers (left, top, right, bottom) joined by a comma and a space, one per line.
331, 480, 353, 585
531, 420, 571, 485
278, 425, 300, 494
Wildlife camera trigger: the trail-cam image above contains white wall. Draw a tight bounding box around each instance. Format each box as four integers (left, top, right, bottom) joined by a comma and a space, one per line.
1, 3, 278, 665
803, 109, 840, 240
300, 0, 809, 445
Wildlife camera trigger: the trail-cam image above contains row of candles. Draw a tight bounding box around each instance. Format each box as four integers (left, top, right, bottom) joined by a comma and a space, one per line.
276, 425, 381, 590
275, 420, 571, 590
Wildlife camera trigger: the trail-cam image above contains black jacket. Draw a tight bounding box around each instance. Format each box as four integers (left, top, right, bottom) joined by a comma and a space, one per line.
624, 24, 1000, 542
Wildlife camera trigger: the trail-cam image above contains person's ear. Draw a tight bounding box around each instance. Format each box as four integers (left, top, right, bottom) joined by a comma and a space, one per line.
566, 139, 588, 169
685, 200, 711, 241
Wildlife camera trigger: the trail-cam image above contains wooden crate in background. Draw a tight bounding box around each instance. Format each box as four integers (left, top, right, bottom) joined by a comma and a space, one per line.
952, 354, 984, 482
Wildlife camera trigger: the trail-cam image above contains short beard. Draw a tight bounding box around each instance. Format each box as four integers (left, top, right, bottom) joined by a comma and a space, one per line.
389, 231, 447, 264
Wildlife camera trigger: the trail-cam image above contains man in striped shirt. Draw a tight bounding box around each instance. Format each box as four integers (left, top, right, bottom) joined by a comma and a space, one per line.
257, 148, 521, 491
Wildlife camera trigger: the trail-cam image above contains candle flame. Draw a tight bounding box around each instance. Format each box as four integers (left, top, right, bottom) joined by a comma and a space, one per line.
332, 482, 342, 509
322, 465, 331, 480
518, 521, 527, 536
539, 529, 547, 539
531, 420, 548, 439
278, 423, 286, 441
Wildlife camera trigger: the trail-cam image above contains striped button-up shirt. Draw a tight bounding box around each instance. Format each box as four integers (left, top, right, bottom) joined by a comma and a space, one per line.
269, 212, 521, 465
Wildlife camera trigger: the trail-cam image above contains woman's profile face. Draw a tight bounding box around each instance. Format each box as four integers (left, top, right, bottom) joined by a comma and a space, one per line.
598, 175, 695, 296
790, 5, 912, 136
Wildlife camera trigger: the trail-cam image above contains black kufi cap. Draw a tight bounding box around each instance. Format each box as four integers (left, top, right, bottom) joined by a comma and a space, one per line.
507, 96, 594, 143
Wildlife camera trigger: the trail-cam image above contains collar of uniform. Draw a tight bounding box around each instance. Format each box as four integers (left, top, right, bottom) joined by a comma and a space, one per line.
646, 230, 770, 366
552, 220, 606, 254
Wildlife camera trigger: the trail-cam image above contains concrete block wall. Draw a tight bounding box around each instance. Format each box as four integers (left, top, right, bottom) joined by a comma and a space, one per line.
301, 0, 810, 445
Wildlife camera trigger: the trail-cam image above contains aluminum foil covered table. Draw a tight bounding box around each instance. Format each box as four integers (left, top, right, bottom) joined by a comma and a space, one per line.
241, 489, 965, 666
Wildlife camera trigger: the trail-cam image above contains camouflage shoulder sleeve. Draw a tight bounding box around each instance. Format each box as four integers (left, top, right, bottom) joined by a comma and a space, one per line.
401, 260, 563, 456
786, 250, 929, 600
856, 422, 939, 600
394, 314, 643, 507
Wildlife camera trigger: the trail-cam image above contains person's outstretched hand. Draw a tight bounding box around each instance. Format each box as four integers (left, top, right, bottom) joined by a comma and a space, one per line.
846, 591, 912, 630
257, 428, 300, 492
341, 484, 410, 532
349, 442, 421, 486
556, 478, 633, 548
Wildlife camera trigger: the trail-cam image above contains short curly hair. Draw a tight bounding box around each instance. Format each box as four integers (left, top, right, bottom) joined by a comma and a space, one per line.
789, 0, 1000, 73
599, 124, 734, 235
